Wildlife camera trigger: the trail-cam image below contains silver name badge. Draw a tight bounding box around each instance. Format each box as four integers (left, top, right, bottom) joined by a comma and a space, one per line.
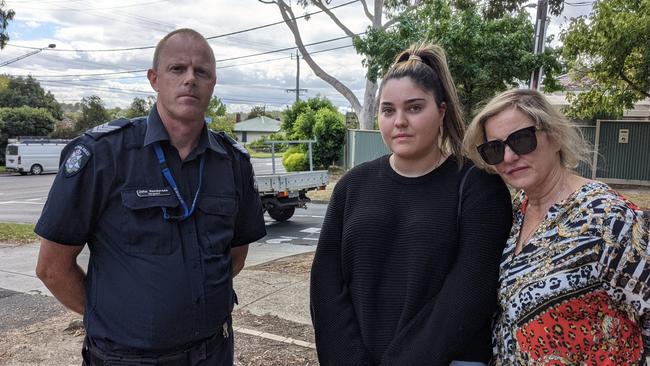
136, 188, 172, 198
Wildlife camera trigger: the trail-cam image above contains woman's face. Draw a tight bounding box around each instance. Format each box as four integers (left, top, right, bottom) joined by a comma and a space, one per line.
483, 107, 561, 191
378, 77, 446, 162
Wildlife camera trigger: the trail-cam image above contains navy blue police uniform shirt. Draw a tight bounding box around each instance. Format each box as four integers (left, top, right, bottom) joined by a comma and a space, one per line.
34, 106, 266, 351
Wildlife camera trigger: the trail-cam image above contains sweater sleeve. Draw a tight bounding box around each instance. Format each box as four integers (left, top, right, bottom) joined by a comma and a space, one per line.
310, 176, 373, 366
381, 169, 512, 365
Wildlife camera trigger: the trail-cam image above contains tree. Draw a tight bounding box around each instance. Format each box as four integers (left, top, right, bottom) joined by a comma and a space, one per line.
208, 116, 236, 138
355, 0, 563, 116
125, 97, 151, 119
313, 108, 346, 168
260, 0, 422, 130
76, 96, 109, 132
246, 105, 271, 120
0, 0, 14, 49
560, 0, 650, 120
0, 106, 55, 163
207, 97, 227, 118
355, 0, 561, 116
0, 75, 63, 119
281, 96, 336, 134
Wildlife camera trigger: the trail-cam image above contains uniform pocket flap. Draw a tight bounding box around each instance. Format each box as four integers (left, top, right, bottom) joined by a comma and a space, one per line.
198, 195, 237, 216
121, 188, 179, 210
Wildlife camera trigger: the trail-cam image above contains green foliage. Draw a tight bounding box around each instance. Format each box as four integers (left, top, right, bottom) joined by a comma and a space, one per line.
208, 115, 236, 139
0, 75, 63, 119
561, 0, 650, 120
292, 107, 317, 139
313, 108, 346, 168
125, 97, 151, 119
354, 0, 563, 117
206, 97, 227, 118
0, 1, 15, 49
282, 146, 309, 172
483, 0, 565, 19
246, 105, 270, 120
281, 97, 336, 134
0, 106, 56, 136
76, 95, 109, 132
0, 106, 55, 164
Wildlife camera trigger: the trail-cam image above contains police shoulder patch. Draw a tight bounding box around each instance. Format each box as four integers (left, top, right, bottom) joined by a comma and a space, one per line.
64, 144, 92, 177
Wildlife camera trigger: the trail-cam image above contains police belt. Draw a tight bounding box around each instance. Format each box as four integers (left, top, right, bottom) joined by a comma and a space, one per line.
84, 324, 228, 366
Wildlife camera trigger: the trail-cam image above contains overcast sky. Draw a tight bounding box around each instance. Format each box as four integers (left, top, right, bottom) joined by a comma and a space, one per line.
1, 0, 592, 113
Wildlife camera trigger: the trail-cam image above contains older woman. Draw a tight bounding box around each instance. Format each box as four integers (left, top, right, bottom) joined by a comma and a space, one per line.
464, 88, 650, 365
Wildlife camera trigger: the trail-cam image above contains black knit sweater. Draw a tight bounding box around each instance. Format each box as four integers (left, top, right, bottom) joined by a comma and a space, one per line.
310, 155, 512, 366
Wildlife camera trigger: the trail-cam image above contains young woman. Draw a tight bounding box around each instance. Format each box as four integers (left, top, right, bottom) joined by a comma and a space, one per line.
310, 43, 513, 366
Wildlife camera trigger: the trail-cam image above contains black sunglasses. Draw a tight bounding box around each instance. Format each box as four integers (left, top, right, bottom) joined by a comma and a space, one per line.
477, 126, 538, 165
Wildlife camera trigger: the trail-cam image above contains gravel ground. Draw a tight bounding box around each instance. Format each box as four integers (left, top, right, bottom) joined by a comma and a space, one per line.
0, 253, 317, 366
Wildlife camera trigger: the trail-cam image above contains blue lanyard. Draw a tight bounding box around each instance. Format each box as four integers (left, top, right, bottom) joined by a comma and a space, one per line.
153, 142, 205, 221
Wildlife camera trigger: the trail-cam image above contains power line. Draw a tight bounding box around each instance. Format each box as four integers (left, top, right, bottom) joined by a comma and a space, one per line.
6, 0, 360, 53
25, 37, 359, 79
13, 0, 172, 10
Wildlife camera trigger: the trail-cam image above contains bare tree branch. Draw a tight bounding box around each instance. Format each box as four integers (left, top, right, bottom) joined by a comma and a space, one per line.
619, 70, 650, 98
359, 0, 374, 21
310, 0, 356, 37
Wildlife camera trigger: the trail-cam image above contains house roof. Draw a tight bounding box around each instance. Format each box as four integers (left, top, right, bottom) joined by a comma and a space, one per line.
234, 116, 281, 133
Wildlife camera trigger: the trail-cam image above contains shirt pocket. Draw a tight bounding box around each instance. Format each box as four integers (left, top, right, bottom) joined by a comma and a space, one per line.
120, 188, 179, 255
196, 194, 238, 253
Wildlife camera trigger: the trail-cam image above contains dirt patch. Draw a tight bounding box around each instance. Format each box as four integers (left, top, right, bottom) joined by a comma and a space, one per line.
247, 252, 314, 275
0, 306, 317, 366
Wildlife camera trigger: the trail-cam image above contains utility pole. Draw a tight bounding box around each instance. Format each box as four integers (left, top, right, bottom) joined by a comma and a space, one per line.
286, 50, 307, 103
530, 0, 548, 90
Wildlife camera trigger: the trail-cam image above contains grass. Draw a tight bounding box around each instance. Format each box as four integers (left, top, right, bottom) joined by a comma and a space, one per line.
0, 223, 38, 244
0, 165, 5, 173
249, 151, 276, 159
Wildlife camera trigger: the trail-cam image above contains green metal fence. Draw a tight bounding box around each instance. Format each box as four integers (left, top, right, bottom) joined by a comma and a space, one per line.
345, 120, 650, 185
344, 129, 389, 169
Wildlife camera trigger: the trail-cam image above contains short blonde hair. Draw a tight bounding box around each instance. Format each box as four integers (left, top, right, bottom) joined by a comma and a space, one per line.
380, 42, 465, 167
152, 28, 215, 71
463, 88, 591, 173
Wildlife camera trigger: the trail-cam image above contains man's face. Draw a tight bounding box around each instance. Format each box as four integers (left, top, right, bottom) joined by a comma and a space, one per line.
147, 34, 216, 124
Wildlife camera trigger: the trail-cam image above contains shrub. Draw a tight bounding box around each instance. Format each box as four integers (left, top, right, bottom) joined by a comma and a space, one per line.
283, 152, 309, 172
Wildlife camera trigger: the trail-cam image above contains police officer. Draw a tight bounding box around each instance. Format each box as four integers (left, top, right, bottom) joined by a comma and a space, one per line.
35, 28, 266, 365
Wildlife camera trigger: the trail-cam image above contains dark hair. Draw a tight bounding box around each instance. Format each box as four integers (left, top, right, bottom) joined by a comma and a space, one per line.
380, 42, 465, 165
152, 28, 215, 71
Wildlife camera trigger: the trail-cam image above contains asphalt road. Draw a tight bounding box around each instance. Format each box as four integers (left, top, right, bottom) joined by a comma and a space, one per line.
0, 157, 299, 225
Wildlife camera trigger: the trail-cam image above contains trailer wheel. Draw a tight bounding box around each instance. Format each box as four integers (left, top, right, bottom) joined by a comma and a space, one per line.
30, 164, 43, 175
268, 207, 295, 222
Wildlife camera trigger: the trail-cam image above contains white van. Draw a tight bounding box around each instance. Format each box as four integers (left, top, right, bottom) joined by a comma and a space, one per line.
5, 138, 69, 175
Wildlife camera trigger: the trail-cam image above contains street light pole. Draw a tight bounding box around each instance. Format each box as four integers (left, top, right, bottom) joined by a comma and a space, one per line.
529, 0, 548, 90
0, 43, 56, 67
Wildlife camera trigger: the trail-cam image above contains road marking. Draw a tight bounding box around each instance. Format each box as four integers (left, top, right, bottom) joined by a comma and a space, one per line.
300, 227, 321, 234
265, 237, 294, 244
293, 214, 325, 218
302, 237, 319, 241
234, 326, 315, 349
0, 201, 45, 205
26, 197, 44, 201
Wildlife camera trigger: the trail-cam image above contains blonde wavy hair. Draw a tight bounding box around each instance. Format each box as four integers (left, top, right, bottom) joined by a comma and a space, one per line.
463, 88, 591, 173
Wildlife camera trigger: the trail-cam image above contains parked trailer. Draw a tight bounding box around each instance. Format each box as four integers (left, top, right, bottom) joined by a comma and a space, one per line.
255, 170, 328, 222
5, 138, 69, 175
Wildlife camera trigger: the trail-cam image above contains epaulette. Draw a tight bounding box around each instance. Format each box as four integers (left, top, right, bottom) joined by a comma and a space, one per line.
84, 118, 133, 140
218, 131, 250, 159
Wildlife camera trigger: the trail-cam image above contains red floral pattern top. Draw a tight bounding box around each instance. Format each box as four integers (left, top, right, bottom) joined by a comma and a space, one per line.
492, 181, 650, 365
